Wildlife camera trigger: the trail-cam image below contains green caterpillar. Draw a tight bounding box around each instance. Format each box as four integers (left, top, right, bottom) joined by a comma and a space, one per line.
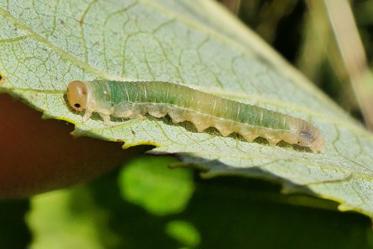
66, 80, 324, 152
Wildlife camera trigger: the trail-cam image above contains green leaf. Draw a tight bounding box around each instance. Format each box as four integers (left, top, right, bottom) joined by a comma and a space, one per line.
27, 188, 121, 249
165, 220, 201, 248
118, 156, 194, 215
27, 171, 373, 249
1, 0, 373, 219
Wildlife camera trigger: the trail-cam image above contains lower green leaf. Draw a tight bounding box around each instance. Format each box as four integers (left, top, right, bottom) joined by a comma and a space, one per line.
118, 156, 195, 216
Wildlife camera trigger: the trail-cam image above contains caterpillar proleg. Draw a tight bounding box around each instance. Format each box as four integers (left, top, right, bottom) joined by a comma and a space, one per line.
66, 80, 324, 152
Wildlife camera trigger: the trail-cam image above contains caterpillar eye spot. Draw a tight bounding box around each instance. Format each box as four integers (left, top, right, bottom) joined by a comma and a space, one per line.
74, 103, 81, 108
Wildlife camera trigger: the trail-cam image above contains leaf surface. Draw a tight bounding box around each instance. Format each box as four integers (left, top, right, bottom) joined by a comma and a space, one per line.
1, 0, 373, 218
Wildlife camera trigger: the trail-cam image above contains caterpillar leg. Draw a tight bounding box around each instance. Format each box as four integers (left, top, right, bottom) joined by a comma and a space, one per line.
82, 110, 93, 122
267, 137, 280, 146
168, 110, 185, 124
190, 115, 211, 132
99, 113, 111, 125
133, 114, 145, 120
241, 132, 257, 142
147, 105, 167, 118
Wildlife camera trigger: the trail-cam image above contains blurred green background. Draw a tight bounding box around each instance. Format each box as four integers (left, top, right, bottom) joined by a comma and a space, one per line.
3, 156, 373, 249
2, 0, 373, 248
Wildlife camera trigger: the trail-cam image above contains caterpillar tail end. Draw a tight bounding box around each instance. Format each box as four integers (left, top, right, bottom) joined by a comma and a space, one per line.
309, 136, 325, 153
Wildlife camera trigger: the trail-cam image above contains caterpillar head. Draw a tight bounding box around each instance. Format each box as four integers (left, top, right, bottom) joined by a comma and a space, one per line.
297, 123, 324, 153
67, 80, 89, 112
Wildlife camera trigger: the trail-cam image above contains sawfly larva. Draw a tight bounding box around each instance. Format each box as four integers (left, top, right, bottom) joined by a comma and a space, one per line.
66, 80, 324, 152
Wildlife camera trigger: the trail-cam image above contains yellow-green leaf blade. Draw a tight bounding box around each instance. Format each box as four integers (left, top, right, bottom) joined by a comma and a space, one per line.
1, 0, 373, 219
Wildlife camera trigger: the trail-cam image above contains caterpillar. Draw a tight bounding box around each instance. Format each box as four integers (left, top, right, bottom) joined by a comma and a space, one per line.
66, 80, 324, 152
